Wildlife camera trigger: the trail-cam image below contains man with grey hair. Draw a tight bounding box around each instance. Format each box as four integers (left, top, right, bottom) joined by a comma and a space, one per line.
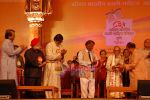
0, 29, 26, 85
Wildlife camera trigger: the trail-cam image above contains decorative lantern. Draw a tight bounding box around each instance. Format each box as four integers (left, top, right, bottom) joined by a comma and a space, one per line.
25, 0, 52, 47
25, 0, 52, 27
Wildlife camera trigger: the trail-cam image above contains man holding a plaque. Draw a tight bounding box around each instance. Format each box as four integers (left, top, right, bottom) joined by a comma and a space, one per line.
24, 38, 46, 98
78, 40, 98, 98
106, 46, 124, 98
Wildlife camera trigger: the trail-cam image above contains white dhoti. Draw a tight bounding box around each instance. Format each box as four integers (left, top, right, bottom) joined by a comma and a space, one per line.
43, 63, 61, 98
43, 42, 64, 98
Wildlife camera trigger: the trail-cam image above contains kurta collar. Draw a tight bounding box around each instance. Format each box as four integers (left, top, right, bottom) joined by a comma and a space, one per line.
52, 41, 62, 48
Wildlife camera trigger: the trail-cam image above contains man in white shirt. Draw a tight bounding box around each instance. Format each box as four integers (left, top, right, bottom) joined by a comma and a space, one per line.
0, 29, 26, 85
78, 40, 98, 98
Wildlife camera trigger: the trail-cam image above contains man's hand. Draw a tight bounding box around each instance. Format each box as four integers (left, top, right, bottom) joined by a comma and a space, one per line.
112, 66, 116, 71
91, 61, 97, 66
20, 45, 27, 50
118, 65, 124, 72
60, 49, 67, 60
39, 61, 47, 67
61, 49, 67, 55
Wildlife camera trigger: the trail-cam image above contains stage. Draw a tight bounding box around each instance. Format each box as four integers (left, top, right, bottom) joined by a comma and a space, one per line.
10, 98, 137, 100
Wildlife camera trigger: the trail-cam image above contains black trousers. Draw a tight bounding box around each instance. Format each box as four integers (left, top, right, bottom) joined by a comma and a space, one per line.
99, 80, 105, 98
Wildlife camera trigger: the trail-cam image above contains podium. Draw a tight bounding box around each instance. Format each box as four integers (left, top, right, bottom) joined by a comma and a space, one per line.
138, 80, 150, 99
0, 80, 17, 99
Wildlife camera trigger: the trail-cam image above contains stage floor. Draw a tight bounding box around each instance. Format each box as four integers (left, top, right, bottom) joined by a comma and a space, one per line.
15, 98, 139, 100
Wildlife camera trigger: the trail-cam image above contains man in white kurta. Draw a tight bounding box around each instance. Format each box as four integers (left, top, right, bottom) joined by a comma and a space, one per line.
143, 39, 150, 80
0, 29, 25, 85
124, 42, 149, 89
43, 34, 66, 98
106, 46, 124, 98
78, 40, 97, 98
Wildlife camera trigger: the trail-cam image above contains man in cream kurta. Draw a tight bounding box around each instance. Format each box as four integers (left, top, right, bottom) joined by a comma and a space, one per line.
124, 42, 149, 89
143, 39, 150, 80
78, 40, 98, 98
0, 29, 25, 85
43, 34, 66, 98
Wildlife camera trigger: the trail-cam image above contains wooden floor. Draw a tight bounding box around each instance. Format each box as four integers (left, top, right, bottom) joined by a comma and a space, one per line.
13, 98, 137, 100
